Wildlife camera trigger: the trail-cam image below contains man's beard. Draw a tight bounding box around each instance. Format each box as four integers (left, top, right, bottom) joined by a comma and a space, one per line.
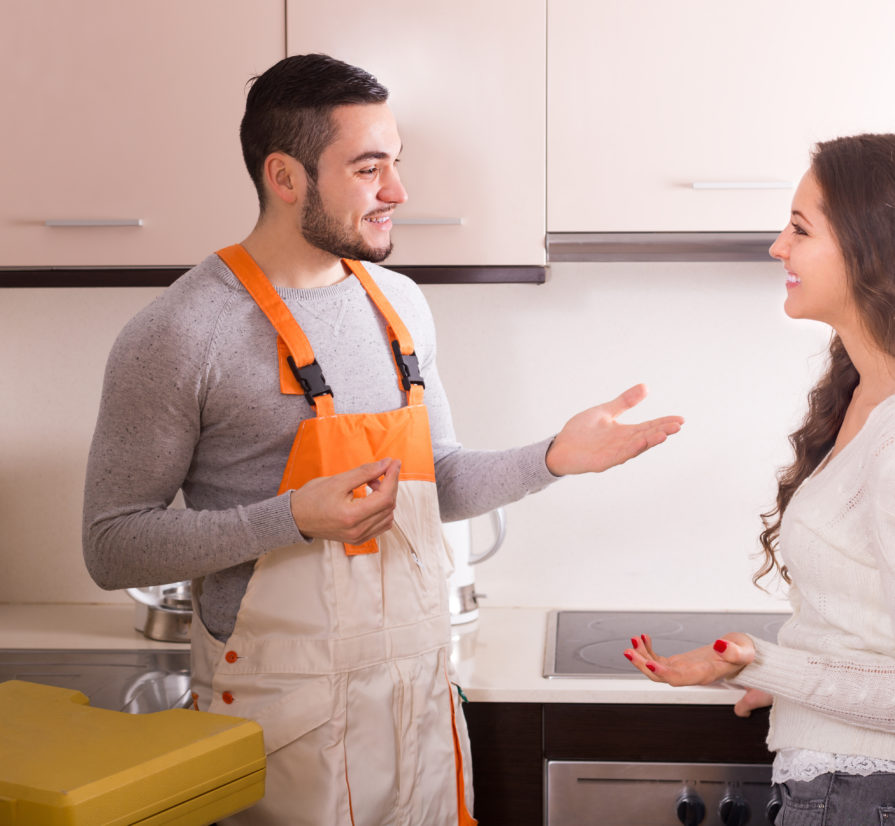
301, 179, 393, 263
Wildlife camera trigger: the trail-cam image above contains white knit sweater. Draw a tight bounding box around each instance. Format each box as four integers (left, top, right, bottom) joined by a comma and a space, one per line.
738, 394, 895, 780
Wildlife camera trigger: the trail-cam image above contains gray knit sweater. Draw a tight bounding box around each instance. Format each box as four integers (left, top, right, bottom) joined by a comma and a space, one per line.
83, 254, 556, 640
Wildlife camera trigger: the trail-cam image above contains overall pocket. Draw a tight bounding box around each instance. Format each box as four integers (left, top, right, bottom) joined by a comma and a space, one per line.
208, 672, 335, 755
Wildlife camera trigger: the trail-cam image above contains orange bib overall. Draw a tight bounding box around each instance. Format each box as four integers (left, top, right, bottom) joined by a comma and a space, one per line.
190, 245, 476, 826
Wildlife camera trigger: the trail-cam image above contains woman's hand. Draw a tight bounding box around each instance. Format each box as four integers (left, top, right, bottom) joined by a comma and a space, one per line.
623, 632, 756, 686
734, 688, 774, 718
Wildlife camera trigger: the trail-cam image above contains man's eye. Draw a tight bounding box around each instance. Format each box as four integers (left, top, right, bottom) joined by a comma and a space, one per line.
358, 167, 377, 176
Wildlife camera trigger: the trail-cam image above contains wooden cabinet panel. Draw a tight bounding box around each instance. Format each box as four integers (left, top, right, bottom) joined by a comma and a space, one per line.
548, 1, 895, 232
544, 704, 772, 765
286, 0, 546, 266
464, 702, 543, 826
1, 1, 284, 268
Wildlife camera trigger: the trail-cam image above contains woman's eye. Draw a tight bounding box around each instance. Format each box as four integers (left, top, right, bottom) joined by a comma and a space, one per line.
791, 222, 807, 236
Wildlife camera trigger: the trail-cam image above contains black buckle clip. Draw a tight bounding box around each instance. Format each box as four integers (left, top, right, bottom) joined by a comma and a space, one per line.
391, 340, 425, 391
286, 356, 332, 404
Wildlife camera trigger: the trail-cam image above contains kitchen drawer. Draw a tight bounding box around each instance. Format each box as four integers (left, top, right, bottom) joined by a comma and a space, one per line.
544, 703, 772, 764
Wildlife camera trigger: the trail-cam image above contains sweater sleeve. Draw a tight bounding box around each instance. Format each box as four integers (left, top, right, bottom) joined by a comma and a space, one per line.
737, 637, 895, 733
82, 290, 304, 591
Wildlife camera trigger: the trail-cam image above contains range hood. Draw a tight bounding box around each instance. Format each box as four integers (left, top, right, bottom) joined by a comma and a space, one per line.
547, 231, 778, 263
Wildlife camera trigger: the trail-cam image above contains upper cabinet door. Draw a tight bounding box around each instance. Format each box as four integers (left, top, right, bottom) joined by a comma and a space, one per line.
1, 1, 283, 267
548, 1, 895, 233
286, 0, 546, 266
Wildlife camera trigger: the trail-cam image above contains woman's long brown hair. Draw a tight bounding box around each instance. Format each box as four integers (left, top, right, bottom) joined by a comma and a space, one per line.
756, 134, 895, 585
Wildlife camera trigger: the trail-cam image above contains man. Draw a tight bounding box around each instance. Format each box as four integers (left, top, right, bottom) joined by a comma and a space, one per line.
83, 54, 683, 825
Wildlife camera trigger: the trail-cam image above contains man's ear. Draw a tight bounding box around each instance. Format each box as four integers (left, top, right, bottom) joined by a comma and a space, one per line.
262, 152, 308, 206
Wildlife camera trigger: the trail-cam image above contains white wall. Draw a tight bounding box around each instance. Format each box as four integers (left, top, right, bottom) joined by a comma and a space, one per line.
1, 287, 164, 604
0, 261, 830, 609
422, 261, 830, 613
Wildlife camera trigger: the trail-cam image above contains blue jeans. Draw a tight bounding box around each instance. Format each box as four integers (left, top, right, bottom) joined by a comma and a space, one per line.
776, 772, 895, 825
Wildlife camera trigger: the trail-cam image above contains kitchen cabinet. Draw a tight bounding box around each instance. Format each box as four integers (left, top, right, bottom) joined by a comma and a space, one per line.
464, 703, 543, 826
286, 0, 546, 267
548, 0, 895, 234
0, 1, 283, 268
464, 701, 772, 825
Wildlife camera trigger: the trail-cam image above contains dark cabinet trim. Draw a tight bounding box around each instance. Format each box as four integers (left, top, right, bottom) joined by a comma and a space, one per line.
0, 264, 546, 288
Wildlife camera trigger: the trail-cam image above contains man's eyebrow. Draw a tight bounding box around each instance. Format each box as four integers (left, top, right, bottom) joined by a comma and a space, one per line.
347, 145, 403, 165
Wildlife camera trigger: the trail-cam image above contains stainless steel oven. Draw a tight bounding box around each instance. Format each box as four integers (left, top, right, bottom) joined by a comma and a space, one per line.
543, 611, 789, 825
546, 760, 779, 825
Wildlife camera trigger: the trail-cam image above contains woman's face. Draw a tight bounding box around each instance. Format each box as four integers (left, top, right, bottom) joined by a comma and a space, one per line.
769, 170, 857, 330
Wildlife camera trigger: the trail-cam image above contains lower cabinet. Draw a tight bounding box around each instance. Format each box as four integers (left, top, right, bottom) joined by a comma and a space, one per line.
463, 702, 772, 825
464, 703, 543, 826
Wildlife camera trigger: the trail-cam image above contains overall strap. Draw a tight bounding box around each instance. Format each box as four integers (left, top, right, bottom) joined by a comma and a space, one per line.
343, 259, 426, 406
217, 244, 335, 417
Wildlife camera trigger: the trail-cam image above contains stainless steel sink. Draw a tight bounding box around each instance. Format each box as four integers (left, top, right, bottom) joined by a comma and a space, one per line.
0, 649, 192, 713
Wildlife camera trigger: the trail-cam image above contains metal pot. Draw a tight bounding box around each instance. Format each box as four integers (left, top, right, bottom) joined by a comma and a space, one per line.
125, 581, 192, 643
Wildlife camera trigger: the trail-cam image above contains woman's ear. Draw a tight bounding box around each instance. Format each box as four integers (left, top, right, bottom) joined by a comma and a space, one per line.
262, 152, 308, 207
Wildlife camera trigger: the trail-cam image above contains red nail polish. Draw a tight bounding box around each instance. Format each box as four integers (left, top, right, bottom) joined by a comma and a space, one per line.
713, 639, 728, 653
624, 652, 634, 661
631, 637, 639, 649
641, 634, 648, 644
646, 662, 656, 672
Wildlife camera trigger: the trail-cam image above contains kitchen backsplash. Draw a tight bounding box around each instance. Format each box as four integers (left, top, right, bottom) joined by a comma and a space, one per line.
0, 261, 829, 610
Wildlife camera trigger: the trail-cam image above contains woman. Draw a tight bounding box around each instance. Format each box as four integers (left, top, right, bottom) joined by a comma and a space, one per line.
625, 133, 895, 823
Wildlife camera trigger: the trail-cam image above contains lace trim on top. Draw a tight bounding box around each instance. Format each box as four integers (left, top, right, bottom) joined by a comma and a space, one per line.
772, 748, 895, 783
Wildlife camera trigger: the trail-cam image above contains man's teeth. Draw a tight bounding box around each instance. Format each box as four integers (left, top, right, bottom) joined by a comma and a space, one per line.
367, 215, 390, 223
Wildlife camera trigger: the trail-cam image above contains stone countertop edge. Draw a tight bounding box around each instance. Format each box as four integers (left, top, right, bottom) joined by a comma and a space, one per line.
0, 604, 747, 705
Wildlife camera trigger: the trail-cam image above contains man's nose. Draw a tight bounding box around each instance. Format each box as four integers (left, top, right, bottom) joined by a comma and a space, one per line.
381, 167, 408, 205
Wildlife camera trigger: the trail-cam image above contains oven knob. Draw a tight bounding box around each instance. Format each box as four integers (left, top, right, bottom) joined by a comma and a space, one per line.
719, 791, 751, 826
766, 784, 783, 823
675, 789, 706, 825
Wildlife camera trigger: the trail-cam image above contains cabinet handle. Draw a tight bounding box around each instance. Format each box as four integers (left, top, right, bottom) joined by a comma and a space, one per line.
44, 219, 144, 227
690, 181, 792, 190
392, 217, 464, 226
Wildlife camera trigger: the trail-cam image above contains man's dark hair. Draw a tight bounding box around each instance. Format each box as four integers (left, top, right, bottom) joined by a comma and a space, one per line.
240, 53, 389, 210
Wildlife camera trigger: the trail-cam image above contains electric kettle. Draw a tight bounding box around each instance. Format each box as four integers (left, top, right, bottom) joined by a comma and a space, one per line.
442, 508, 506, 624
126, 581, 193, 643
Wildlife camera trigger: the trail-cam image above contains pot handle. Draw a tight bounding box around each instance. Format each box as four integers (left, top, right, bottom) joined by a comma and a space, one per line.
469, 507, 507, 565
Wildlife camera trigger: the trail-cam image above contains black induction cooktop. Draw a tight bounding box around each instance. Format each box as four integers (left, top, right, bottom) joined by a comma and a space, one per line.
544, 610, 791, 678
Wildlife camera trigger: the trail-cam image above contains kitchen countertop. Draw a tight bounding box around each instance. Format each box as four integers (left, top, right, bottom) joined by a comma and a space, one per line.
0, 604, 748, 705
